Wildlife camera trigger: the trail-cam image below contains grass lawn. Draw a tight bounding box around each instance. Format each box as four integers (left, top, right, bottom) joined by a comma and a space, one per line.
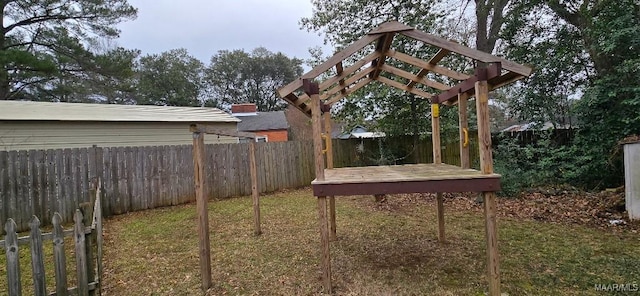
3, 188, 640, 295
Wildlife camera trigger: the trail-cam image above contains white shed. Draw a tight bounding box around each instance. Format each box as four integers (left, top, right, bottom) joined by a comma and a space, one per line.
0, 101, 240, 151
623, 137, 640, 220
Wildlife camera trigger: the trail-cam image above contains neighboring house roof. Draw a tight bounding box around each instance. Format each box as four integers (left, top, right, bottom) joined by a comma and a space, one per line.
0, 100, 240, 123
501, 122, 571, 132
237, 111, 289, 132
334, 125, 386, 139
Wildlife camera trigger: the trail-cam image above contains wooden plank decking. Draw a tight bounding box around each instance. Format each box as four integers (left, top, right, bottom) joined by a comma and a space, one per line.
312, 163, 500, 196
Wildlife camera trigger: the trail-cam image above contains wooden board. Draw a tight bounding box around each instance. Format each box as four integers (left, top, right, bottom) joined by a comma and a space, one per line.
315, 163, 499, 185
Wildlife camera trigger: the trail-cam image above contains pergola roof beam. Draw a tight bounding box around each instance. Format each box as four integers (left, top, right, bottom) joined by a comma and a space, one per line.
277, 33, 383, 98
387, 49, 470, 81
326, 78, 373, 105
401, 29, 532, 77
407, 48, 450, 89
431, 63, 502, 104
296, 51, 382, 104
336, 62, 347, 96
380, 64, 449, 91
322, 67, 375, 100
369, 33, 395, 79
376, 76, 434, 98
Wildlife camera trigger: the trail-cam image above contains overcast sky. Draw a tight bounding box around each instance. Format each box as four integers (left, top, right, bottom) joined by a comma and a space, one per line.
116, 0, 331, 66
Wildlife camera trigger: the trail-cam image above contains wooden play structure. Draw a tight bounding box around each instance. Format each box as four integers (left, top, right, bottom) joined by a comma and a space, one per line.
277, 21, 532, 295
190, 124, 261, 291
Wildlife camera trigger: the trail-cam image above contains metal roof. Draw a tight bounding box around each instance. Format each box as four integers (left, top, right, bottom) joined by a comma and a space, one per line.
0, 100, 240, 123
237, 111, 289, 131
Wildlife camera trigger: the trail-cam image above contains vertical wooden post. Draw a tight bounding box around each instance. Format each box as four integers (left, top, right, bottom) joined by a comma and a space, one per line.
306, 79, 332, 293
29, 216, 46, 296
458, 93, 470, 169
431, 103, 445, 243
74, 210, 89, 296
94, 180, 104, 295
52, 214, 68, 296
4, 219, 22, 296
193, 131, 212, 291
431, 103, 442, 164
324, 111, 337, 241
249, 141, 261, 235
475, 80, 500, 296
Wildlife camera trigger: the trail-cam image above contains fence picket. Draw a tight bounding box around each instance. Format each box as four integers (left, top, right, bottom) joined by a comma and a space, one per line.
29, 216, 47, 296
94, 183, 104, 293
52, 213, 68, 296
5, 218, 22, 296
2, 141, 318, 232
0, 151, 7, 231
73, 210, 89, 296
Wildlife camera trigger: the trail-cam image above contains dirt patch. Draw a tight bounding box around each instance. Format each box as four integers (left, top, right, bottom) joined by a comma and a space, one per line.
357, 186, 639, 232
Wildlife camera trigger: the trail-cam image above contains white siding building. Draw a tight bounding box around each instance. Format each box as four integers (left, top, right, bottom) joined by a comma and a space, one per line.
0, 101, 240, 151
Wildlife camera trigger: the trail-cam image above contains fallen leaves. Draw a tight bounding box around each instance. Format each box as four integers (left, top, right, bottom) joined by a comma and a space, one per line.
360, 186, 639, 233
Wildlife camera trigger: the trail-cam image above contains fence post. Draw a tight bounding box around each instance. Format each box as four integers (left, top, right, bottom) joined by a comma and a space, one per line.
29, 216, 47, 296
93, 179, 104, 295
4, 218, 22, 296
74, 210, 89, 296
52, 213, 68, 296
249, 141, 261, 236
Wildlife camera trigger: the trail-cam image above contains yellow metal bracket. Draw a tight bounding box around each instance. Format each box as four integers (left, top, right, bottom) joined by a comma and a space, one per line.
321, 134, 329, 154
432, 103, 439, 118
462, 128, 469, 148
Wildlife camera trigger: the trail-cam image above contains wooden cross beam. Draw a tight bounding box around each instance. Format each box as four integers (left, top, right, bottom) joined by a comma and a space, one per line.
380, 64, 449, 91
387, 49, 470, 81
369, 33, 395, 79
431, 63, 502, 104
336, 62, 347, 97
406, 48, 450, 89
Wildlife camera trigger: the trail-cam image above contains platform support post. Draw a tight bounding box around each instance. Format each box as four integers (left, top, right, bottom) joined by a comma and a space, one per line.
324, 111, 337, 241
475, 79, 500, 296
317, 195, 332, 293
458, 93, 471, 169
193, 131, 212, 291
306, 79, 332, 293
431, 103, 445, 243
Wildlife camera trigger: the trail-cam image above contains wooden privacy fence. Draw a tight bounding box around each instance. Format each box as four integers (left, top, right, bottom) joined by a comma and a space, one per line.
331, 134, 480, 168
1, 141, 315, 232
1, 186, 103, 296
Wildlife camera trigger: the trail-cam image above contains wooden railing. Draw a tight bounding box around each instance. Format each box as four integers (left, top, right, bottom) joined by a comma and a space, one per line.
1, 182, 103, 296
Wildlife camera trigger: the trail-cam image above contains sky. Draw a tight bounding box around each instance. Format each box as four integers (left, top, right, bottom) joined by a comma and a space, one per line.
116, 0, 332, 66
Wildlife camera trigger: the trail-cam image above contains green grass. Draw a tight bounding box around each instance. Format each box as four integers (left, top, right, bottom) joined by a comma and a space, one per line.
3, 188, 640, 295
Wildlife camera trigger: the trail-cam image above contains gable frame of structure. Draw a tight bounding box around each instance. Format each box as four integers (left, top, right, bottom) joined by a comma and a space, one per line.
277, 21, 532, 116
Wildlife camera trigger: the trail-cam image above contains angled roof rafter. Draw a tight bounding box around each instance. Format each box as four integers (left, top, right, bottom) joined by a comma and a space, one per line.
277, 33, 383, 98
326, 77, 373, 105
278, 21, 532, 117
322, 67, 375, 101
375, 76, 434, 99
335, 62, 347, 97
407, 48, 451, 89
400, 29, 532, 77
387, 50, 470, 81
369, 32, 395, 80
379, 64, 449, 91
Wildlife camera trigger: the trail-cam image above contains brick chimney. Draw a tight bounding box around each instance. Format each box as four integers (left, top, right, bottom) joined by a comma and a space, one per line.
231, 103, 257, 114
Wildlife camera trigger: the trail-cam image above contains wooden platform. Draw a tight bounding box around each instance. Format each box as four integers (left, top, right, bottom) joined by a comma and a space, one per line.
312, 163, 500, 196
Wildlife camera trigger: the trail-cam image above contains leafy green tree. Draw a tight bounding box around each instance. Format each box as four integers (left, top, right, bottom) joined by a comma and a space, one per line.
503, 0, 640, 188
206, 47, 303, 111
0, 0, 137, 100
136, 48, 205, 106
